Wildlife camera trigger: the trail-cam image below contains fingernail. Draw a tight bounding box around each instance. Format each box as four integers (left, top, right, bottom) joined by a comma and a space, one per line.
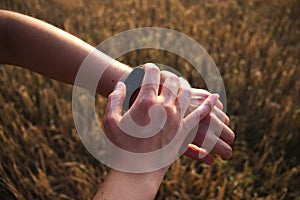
198, 151, 207, 159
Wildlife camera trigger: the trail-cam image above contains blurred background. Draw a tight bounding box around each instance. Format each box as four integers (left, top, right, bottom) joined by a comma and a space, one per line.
0, 0, 299, 199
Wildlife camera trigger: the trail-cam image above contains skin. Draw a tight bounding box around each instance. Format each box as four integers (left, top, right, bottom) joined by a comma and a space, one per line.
97, 64, 219, 199
0, 9, 129, 97
0, 10, 235, 199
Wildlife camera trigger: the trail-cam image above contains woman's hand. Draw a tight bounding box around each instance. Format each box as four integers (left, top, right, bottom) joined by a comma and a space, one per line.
160, 71, 235, 165
184, 88, 235, 164
96, 63, 219, 200
103, 63, 219, 169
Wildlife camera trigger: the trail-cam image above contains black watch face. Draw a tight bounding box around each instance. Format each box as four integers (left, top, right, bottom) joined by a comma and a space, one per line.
122, 67, 144, 114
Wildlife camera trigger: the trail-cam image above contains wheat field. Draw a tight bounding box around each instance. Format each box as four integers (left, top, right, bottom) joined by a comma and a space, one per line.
0, 0, 299, 199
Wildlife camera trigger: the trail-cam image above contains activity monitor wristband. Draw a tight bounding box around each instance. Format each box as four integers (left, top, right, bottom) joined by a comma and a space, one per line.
122, 66, 144, 114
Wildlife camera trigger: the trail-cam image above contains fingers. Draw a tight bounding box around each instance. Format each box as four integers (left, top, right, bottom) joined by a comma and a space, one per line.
184, 144, 214, 165
191, 114, 234, 145
179, 76, 191, 89
183, 94, 219, 132
211, 137, 232, 160
175, 77, 192, 115
176, 85, 192, 116
138, 63, 160, 98
106, 82, 126, 118
214, 116, 235, 144
191, 88, 224, 110
216, 98, 223, 110
188, 89, 228, 126
205, 114, 234, 144
192, 125, 233, 160
213, 107, 230, 126
160, 72, 179, 105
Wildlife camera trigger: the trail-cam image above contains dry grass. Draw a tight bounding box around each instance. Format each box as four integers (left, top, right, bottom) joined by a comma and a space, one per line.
0, 0, 299, 199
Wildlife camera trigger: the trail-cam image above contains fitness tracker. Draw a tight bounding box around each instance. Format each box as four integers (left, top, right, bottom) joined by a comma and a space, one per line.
122, 66, 145, 114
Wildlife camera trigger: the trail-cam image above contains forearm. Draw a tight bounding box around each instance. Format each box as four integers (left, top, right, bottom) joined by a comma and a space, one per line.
93, 169, 166, 200
0, 10, 131, 96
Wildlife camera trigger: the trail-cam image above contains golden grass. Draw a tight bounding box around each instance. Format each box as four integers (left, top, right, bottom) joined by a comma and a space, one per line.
0, 0, 299, 199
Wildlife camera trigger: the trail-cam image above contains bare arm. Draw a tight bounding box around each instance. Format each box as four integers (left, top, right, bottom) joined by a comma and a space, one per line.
0, 10, 235, 199
93, 169, 166, 200
0, 9, 131, 97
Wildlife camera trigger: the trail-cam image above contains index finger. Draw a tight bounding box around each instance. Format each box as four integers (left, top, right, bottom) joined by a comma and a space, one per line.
138, 63, 160, 98
183, 94, 219, 133
192, 89, 224, 110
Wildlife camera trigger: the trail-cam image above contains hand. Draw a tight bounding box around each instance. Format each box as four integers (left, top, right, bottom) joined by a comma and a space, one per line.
183, 88, 235, 165
97, 64, 222, 200
103, 63, 219, 171
160, 71, 235, 165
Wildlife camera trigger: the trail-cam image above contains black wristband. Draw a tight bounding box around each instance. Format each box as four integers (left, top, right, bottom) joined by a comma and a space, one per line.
122, 66, 144, 114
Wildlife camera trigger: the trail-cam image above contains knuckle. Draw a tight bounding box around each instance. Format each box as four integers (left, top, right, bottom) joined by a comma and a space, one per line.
163, 103, 175, 114
167, 71, 179, 79
182, 88, 192, 99
168, 74, 180, 85
179, 90, 192, 107
138, 96, 156, 108
161, 70, 174, 77
144, 63, 160, 73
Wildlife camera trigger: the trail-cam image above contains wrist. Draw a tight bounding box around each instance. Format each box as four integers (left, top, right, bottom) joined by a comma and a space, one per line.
111, 168, 167, 191
94, 168, 168, 200
97, 61, 132, 97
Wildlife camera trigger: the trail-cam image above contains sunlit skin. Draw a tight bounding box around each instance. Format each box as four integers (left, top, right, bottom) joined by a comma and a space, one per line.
96, 64, 220, 200
0, 10, 235, 199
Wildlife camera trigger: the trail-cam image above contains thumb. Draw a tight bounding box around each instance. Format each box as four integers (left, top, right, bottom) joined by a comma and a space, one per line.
106, 82, 127, 118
